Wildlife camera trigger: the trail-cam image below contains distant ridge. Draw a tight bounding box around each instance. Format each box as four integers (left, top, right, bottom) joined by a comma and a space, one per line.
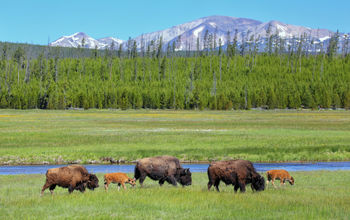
50, 15, 344, 50
50, 32, 124, 49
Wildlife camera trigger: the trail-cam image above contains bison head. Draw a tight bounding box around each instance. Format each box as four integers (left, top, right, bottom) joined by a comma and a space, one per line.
127, 178, 136, 187
252, 175, 265, 191
289, 176, 295, 185
86, 174, 99, 190
176, 168, 192, 186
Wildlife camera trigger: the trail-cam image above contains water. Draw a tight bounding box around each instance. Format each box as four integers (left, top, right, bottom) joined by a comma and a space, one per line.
1, 161, 350, 175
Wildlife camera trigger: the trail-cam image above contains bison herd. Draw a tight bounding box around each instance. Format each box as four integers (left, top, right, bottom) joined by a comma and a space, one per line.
41, 156, 294, 195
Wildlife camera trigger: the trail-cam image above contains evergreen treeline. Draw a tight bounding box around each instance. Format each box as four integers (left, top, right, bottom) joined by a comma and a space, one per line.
1, 32, 350, 110
0, 41, 113, 59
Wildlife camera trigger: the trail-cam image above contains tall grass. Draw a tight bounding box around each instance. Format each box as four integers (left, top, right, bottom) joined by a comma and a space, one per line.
1, 171, 349, 219
1, 109, 350, 164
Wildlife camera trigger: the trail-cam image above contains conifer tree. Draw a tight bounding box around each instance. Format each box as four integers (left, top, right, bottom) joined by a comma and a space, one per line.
327, 30, 340, 60
2, 43, 8, 60
344, 90, 350, 109
226, 31, 231, 56
93, 45, 98, 58
156, 36, 163, 59
265, 23, 273, 55
203, 30, 209, 55
118, 44, 123, 58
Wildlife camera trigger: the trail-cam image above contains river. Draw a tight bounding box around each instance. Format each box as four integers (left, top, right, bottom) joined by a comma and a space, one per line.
1, 161, 350, 175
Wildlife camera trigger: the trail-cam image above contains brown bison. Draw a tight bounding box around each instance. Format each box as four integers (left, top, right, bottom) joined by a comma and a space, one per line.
104, 172, 136, 191
41, 165, 99, 195
134, 156, 192, 187
266, 169, 294, 188
207, 159, 265, 193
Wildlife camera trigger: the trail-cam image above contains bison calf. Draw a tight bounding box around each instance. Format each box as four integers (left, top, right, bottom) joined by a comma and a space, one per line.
266, 169, 294, 188
41, 165, 99, 196
104, 172, 136, 191
207, 159, 265, 193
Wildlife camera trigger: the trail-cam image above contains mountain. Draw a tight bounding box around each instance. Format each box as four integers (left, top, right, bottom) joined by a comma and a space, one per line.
98, 37, 124, 49
134, 16, 264, 50
134, 15, 334, 50
50, 32, 124, 49
50, 15, 339, 51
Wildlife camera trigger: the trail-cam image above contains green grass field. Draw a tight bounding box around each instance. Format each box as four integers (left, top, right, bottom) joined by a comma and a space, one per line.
1, 171, 350, 219
1, 109, 350, 164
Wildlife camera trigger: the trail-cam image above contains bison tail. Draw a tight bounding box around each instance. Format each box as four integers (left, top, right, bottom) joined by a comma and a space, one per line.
207, 166, 213, 182
134, 164, 141, 180
45, 170, 50, 177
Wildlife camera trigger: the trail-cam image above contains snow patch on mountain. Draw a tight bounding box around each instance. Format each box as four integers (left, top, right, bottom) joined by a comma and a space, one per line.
193, 26, 205, 38
50, 32, 124, 49
319, 36, 331, 42
209, 22, 217, 28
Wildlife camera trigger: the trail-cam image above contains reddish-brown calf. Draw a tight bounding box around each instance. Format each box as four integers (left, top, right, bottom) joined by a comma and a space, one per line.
266, 169, 294, 188
104, 172, 136, 191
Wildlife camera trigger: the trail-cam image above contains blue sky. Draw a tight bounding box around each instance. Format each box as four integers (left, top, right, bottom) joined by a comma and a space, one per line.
1, 0, 349, 45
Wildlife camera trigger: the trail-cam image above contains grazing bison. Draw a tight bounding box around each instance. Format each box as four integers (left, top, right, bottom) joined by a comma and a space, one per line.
266, 169, 294, 188
41, 165, 99, 195
207, 159, 265, 193
134, 156, 192, 187
104, 172, 136, 191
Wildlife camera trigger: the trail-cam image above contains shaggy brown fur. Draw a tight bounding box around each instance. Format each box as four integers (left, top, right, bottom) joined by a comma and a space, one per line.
134, 156, 192, 187
104, 172, 136, 191
266, 169, 294, 188
41, 165, 99, 196
207, 159, 265, 193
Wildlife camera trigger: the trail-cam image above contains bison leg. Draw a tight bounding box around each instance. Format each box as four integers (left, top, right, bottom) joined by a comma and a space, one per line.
214, 179, 220, 192
234, 184, 240, 193
208, 177, 217, 191
239, 183, 246, 193
49, 185, 56, 195
281, 179, 285, 186
159, 179, 165, 186
121, 182, 126, 190
41, 181, 52, 196
271, 180, 277, 189
104, 181, 110, 191
117, 183, 122, 191
139, 174, 147, 188
68, 185, 74, 194
207, 181, 213, 191
75, 183, 86, 193
166, 176, 177, 186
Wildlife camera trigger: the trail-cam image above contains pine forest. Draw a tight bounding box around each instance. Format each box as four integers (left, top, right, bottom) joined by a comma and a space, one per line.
1, 31, 350, 110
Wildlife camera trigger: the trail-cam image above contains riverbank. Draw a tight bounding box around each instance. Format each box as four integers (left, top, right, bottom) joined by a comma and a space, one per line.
1, 171, 350, 219
1, 109, 350, 165
2, 159, 350, 166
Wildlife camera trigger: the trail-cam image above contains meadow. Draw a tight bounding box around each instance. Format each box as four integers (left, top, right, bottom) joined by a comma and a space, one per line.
1, 109, 350, 164
0, 171, 349, 219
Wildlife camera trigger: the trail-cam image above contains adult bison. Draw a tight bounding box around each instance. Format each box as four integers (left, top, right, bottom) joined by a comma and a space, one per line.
207, 159, 265, 193
41, 165, 99, 195
134, 156, 192, 187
